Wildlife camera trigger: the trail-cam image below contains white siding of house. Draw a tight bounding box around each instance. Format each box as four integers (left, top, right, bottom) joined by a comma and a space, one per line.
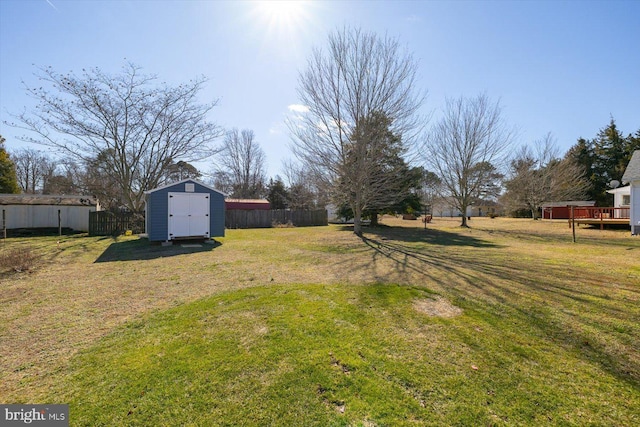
631, 181, 640, 235
606, 186, 631, 219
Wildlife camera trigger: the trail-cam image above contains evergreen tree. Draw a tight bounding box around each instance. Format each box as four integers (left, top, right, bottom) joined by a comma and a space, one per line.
163, 161, 202, 183
266, 178, 289, 210
0, 135, 20, 194
592, 119, 626, 197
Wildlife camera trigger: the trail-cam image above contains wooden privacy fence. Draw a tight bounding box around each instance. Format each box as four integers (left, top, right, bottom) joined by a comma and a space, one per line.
226, 209, 328, 229
89, 209, 327, 235
89, 211, 145, 236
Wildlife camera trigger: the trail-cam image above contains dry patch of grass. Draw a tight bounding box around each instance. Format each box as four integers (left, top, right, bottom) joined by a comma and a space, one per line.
413, 296, 462, 318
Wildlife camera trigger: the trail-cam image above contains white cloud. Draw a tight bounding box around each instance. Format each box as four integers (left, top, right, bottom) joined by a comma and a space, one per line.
288, 104, 310, 113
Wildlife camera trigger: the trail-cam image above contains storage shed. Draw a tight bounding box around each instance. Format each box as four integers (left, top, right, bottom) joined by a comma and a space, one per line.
541, 201, 596, 220
225, 199, 271, 210
144, 179, 225, 242
621, 150, 640, 235
0, 194, 100, 232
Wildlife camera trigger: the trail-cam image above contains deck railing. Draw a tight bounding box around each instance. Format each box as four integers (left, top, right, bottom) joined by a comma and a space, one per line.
570, 206, 630, 220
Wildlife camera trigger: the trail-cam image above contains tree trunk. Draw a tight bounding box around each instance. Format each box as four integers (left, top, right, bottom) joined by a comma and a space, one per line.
353, 205, 363, 236
460, 203, 469, 227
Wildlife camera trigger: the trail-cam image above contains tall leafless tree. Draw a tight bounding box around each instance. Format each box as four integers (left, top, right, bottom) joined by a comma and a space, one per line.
289, 27, 426, 235
11, 148, 56, 193
6, 62, 222, 211
216, 129, 267, 199
426, 94, 514, 227
502, 133, 591, 219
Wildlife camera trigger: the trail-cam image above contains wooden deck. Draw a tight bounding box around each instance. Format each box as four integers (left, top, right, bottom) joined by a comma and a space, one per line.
568, 206, 631, 230
574, 218, 630, 226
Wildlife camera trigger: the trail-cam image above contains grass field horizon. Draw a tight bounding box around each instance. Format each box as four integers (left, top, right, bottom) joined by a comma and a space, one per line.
1, 217, 638, 425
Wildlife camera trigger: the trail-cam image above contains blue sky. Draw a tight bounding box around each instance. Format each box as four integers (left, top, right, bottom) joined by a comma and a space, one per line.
1, 0, 639, 178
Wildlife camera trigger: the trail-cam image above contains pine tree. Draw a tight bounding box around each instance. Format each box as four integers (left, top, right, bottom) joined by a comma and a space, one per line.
592, 120, 626, 193
0, 135, 20, 194
266, 178, 289, 210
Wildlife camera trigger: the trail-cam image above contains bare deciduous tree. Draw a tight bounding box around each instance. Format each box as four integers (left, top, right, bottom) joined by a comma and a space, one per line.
216, 129, 267, 199
289, 27, 426, 235
426, 94, 514, 227
420, 169, 442, 215
502, 133, 591, 219
11, 148, 56, 193
41, 158, 82, 195
281, 158, 323, 210
6, 62, 222, 211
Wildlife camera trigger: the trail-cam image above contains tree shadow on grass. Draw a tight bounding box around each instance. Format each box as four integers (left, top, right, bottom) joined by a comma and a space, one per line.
94, 238, 221, 263
337, 224, 501, 248
358, 231, 640, 390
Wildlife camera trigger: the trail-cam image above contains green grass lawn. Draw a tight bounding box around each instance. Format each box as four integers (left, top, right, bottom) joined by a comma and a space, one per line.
1, 217, 639, 426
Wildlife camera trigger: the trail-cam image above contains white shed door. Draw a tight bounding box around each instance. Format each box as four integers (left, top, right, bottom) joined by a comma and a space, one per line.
168, 192, 210, 239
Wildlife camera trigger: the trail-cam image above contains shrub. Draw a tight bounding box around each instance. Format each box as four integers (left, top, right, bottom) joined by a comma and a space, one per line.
0, 246, 39, 273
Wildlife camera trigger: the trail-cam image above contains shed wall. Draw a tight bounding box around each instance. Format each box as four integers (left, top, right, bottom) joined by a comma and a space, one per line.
146, 181, 224, 241
1, 205, 96, 231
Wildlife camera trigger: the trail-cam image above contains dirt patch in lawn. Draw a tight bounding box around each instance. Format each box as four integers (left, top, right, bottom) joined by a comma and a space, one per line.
413, 297, 462, 318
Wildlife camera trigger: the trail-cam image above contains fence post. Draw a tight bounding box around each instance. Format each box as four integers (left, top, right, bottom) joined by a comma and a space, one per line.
571, 205, 576, 243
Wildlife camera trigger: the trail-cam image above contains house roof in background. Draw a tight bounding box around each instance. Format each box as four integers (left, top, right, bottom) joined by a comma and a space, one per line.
541, 201, 596, 208
606, 185, 631, 195
225, 199, 270, 204
622, 150, 640, 184
0, 194, 99, 206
